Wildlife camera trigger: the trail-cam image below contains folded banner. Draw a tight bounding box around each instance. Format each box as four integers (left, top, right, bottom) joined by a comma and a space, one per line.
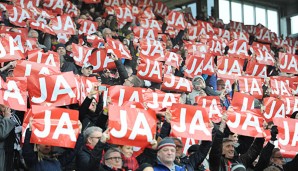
27, 72, 78, 106
140, 39, 166, 61
106, 37, 132, 60
114, 5, 133, 22
279, 52, 298, 74
196, 96, 223, 123
72, 43, 93, 67
228, 39, 250, 59
108, 86, 144, 106
27, 49, 60, 68
274, 117, 298, 152
231, 92, 255, 113
170, 103, 212, 141
238, 76, 263, 99
51, 14, 76, 35
13, 60, 61, 77
0, 33, 25, 63
6, 5, 32, 27
227, 110, 265, 137
143, 89, 180, 112
263, 97, 286, 121
217, 56, 244, 78
139, 19, 163, 33
167, 11, 186, 30
108, 105, 156, 147
30, 105, 80, 148
245, 60, 267, 78
0, 77, 27, 111
78, 19, 98, 35
161, 74, 193, 93
137, 58, 163, 83
270, 76, 293, 97
280, 96, 298, 116
88, 48, 116, 72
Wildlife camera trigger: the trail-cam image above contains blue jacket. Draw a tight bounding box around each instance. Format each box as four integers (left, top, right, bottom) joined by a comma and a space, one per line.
154, 160, 185, 171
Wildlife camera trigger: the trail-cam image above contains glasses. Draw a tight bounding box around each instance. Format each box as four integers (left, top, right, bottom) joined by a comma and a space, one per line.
273, 156, 283, 159
105, 157, 122, 161
90, 137, 101, 139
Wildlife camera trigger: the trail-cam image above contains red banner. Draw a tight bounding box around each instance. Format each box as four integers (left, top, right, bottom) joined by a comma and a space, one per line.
143, 89, 180, 112
166, 11, 186, 30
217, 56, 244, 77
184, 55, 204, 78
252, 42, 271, 52
140, 39, 165, 61
170, 104, 212, 141
270, 77, 292, 97
78, 19, 98, 35
30, 105, 80, 148
43, 0, 65, 14
238, 76, 263, 99
13, 60, 61, 77
27, 49, 60, 67
7, 5, 32, 27
230, 20, 246, 33
228, 39, 249, 59
195, 96, 223, 123
207, 40, 224, 56
164, 51, 181, 70
27, 72, 78, 106
29, 20, 56, 35
83, 0, 101, 4
281, 96, 298, 116
133, 27, 158, 40
253, 48, 275, 66
76, 76, 99, 105
279, 52, 298, 74
72, 43, 93, 67
0, 77, 27, 111
106, 37, 132, 60
245, 60, 267, 78
115, 5, 133, 22
255, 27, 271, 43
263, 97, 286, 121
51, 14, 76, 35
108, 105, 156, 147
108, 86, 144, 106
161, 74, 193, 93
230, 31, 249, 42
88, 48, 116, 72
231, 92, 255, 113
274, 118, 298, 152
0, 34, 25, 63
139, 19, 163, 33
137, 58, 163, 83
153, 1, 168, 18
227, 110, 265, 137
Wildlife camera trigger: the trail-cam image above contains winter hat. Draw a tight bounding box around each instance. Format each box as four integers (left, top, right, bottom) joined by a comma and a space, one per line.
55, 43, 65, 50
231, 163, 246, 171
157, 137, 176, 150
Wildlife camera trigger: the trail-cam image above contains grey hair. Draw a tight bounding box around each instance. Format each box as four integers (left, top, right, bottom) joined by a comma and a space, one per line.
103, 147, 122, 163
28, 29, 38, 38
102, 28, 112, 37
83, 126, 102, 143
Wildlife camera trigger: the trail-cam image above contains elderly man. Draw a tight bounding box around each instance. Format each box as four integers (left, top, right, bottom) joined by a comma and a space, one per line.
55, 43, 78, 74
76, 126, 103, 171
154, 137, 185, 171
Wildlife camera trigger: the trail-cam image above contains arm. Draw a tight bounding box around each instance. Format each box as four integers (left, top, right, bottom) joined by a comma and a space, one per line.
58, 134, 84, 167
239, 137, 265, 168
79, 96, 93, 122
114, 59, 129, 84
188, 140, 212, 168
283, 154, 298, 171
254, 141, 275, 171
22, 130, 38, 168
0, 117, 16, 140
159, 120, 171, 139
209, 128, 224, 171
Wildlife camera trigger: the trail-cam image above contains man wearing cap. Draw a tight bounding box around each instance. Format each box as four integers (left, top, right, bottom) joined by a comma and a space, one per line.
154, 137, 185, 171
80, 62, 93, 77
55, 43, 79, 74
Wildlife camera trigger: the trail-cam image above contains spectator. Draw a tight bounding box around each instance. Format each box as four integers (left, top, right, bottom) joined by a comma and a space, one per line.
136, 163, 154, 171
120, 145, 139, 171
154, 137, 185, 171
0, 104, 17, 171
80, 62, 94, 77
76, 126, 103, 171
123, 75, 145, 87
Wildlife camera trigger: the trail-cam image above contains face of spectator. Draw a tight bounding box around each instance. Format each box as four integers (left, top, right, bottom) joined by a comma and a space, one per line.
222, 141, 235, 159
166, 39, 173, 49
87, 131, 102, 148
103, 29, 113, 38
95, 18, 103, 27
79, 14, 87, 19
105, 151, 123, 169
37, 144, 52, 155
271, 151, 285, 166
29, 30, 39, 38
157, 146, 176, 165
105, 16, 114, 27
66, 44, 72, 52
123, 76, 134, 87
57, 47, 66, 56
174, 140, 183, 158
89, 99, 97, 112
81, 67, 93, 77
197, 78, 206, 89
228, 134, 238, 144
121, 145, 133, 158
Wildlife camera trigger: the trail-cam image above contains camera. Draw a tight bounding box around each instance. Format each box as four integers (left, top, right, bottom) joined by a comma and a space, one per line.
97, 85, 107, 91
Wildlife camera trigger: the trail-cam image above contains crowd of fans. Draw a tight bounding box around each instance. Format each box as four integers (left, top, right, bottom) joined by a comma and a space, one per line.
0, 0, 298, 171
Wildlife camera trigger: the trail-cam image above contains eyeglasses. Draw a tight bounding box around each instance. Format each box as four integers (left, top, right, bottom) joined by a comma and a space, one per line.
105, 157, 122, 161
90, 137, 101, 139
272, 156, 283, 159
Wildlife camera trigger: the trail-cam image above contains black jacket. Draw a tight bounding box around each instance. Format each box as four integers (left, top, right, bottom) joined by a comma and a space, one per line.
79, 95, 107, 131
101, 59, 128, 86
209, 129, 265, 171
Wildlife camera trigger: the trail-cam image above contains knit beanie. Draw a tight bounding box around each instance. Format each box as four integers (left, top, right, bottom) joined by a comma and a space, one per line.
157, 137, 176, 150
